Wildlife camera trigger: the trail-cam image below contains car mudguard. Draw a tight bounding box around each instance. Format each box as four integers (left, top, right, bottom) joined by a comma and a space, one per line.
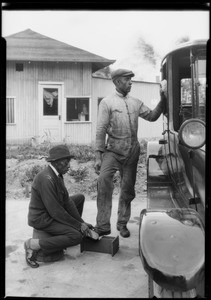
147, 140, 170, 187
146, 140, 177, 209
139, 208, 204, 292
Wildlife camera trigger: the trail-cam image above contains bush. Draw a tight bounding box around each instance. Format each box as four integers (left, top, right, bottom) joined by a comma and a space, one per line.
6, 143, 96, 162
7, 140, 147, 163
68, 144, 96, 162
68, 166, 88, 182
139, 139, 147, 164
6, 144, 50, 160
20, 164, 45, 186
25, 165, 45, 181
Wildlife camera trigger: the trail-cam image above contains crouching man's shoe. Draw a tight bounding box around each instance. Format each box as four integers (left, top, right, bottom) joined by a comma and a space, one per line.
24, 239, 39, 268
117, 225, 130, 238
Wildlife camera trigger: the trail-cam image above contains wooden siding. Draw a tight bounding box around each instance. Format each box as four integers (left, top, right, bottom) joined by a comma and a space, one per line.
91, 77, 113, 144
6, 61, 92, 144
64, 122, 92, 145
91, 77, 163, 143
6, 63, 163, 146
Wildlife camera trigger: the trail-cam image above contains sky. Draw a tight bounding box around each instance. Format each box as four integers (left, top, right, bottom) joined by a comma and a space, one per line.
1, 9, 210, 81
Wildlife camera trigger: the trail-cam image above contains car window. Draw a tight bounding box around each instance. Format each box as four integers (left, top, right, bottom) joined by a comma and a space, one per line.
180, 58, 206, 125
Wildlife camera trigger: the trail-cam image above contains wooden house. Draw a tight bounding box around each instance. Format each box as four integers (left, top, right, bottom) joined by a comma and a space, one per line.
5, 29, 115, 145
5, 29, 162, 146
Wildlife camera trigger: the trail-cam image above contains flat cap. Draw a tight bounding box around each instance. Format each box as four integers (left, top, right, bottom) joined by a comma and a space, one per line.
46, 145, 74, 162
111, 68, 135, 82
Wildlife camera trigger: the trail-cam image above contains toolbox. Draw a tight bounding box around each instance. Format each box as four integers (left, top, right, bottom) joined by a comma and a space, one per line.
80, 235, 119, 256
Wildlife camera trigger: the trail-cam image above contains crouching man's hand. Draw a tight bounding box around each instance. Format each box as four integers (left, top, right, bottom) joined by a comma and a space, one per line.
84, 222, 94, 229
80, 222, 90, 236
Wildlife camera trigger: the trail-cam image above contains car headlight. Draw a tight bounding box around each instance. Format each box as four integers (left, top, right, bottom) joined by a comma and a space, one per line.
178, 119, 206, 149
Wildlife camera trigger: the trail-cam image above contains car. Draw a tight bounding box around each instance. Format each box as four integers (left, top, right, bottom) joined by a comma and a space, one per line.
138, 39, 207, 298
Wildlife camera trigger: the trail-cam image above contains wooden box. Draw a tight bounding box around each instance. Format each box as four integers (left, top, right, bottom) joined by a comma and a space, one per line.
80, 236, 119, 256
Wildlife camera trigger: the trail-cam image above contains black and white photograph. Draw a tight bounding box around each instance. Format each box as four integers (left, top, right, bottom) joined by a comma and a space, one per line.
2, 4, 210, 298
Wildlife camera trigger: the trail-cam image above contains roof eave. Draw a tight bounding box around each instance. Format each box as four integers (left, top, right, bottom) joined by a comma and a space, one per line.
6, 56, 115, 72
6, 56, 115, 63
92, 61, 115, 73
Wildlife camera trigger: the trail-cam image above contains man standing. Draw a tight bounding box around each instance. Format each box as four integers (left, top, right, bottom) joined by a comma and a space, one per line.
94, 69, 166, 238
24, 145, 98, 268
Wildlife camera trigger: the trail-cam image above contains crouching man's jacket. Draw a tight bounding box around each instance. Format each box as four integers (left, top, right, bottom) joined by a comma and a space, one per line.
28, 166, 83, 231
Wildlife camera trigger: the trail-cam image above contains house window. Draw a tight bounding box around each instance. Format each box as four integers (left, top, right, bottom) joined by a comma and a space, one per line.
6, 97, 15, 124
43, 88, 58, 116
16, 63, 23, 72
66, 97, 90, 121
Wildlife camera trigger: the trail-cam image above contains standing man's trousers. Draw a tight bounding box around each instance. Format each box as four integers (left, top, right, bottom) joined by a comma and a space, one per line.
96, 142, 140, 231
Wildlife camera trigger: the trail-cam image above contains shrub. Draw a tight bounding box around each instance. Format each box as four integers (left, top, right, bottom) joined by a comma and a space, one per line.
7, 140, 147, 163
68, 166, 88, 182
139, 139, 147, 164
68, 144, 96, 163
6, 144, 50, 160
20, 164, 45, 186
6, 143, 96, 162
25, 165, 44, 181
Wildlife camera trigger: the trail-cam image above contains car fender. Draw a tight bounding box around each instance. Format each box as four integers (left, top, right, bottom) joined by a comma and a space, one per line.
139, 208, 204, 292
146, 140, 175, 209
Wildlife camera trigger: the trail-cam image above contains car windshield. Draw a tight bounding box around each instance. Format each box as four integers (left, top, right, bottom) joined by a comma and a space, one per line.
180, 55, 206, 123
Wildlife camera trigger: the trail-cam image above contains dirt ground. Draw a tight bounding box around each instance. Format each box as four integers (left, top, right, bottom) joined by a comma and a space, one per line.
5, 157, 149, 298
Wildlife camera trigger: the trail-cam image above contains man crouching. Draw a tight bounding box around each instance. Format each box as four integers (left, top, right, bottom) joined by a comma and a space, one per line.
24, 144, 98, 268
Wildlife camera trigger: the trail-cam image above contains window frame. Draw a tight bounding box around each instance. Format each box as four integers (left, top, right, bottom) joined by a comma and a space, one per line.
6, 96, 16, 125
65, 96, 91, 123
